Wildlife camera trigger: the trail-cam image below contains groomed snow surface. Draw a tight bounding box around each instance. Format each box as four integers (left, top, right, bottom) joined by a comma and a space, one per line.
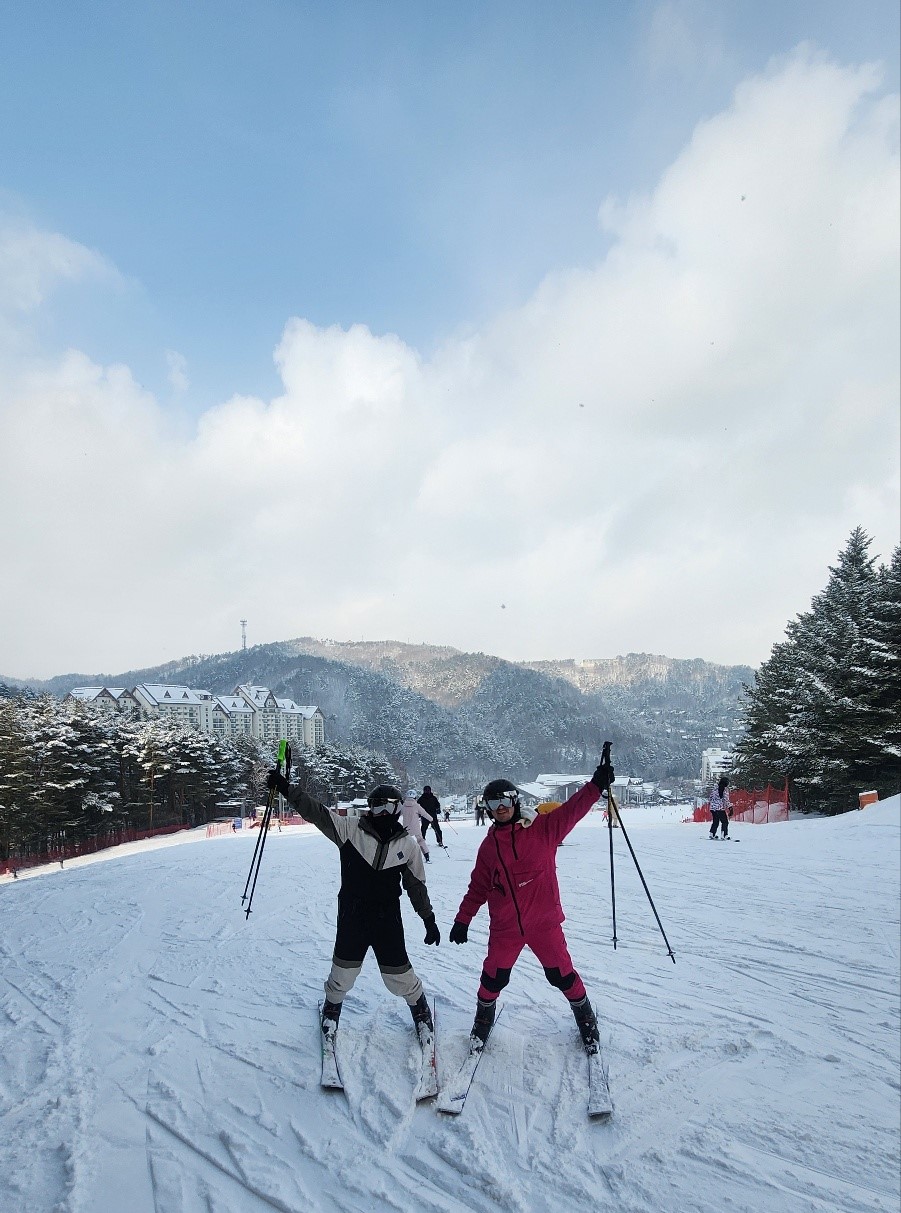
2, 797, 899, 1213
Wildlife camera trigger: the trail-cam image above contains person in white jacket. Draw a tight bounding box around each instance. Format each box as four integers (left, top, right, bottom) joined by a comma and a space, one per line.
402, 793, 432, 861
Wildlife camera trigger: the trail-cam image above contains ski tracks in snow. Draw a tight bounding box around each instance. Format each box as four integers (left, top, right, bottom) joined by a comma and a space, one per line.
3, 810, 899, 1213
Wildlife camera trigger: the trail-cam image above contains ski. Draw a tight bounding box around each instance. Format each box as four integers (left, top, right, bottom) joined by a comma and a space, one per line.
414, 999, 438, 1101
436, 1004, 503, 1115
586, 1044, 613, 1119
318, 1002, 344, 1092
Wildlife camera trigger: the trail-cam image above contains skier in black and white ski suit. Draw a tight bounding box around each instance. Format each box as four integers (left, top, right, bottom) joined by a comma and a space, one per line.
267, 774, 440, 1035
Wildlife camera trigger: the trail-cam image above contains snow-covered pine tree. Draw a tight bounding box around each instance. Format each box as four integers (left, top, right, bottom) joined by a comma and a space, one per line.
0, 698, 32, 862
866, 544, 901, 796
26, 697, 121, 855
288, 742, 401, 804
733, 638, 803, 791
798, 528, 881, 810
736, 528, 895, 812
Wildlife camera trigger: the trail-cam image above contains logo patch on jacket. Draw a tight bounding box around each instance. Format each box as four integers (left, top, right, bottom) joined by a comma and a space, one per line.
397, 851, 405, 860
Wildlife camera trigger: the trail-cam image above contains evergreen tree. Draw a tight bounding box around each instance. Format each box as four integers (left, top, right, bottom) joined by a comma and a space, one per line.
734, 639, 802, 790
736, 528, 898, 812
0, 699, 32, 862
866, 544, 901, 792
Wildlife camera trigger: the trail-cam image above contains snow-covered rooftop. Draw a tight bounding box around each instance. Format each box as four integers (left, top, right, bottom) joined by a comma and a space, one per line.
215, 696, 254, 714
68, 687, 107, 701
135, 683, 207, 706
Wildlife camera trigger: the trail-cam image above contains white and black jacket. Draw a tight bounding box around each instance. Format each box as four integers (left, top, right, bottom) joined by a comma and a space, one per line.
286, 788, 434, 921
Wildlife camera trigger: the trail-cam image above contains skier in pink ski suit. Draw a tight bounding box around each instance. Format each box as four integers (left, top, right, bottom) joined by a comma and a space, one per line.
449, 752, 613, 1049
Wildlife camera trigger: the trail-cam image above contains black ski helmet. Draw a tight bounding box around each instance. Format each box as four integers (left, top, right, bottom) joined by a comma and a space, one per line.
482, 778, 520, 820
366, 784, 403, 814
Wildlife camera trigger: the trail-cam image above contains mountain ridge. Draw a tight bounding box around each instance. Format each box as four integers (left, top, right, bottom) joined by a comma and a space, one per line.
2, 638, 754, 787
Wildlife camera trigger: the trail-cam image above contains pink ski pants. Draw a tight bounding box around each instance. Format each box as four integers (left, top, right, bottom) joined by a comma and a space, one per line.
477, 923, 586, 1003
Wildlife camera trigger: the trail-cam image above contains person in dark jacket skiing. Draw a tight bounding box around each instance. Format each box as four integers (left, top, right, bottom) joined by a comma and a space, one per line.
267, 773, 440, 1040
448, 752, 613, 1051
417, 785, 444, 848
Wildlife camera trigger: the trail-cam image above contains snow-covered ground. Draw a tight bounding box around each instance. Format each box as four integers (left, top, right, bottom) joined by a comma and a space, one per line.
2, 797, 899, 1213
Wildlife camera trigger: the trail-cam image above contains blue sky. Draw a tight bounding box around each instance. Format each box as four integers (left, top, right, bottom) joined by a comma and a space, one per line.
3, 0, 897, 408
1, 1, 899, 677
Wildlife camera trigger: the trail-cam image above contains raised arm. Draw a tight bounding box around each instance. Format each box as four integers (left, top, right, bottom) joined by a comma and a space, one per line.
268, 771, 342, 845
543, 751, 614, 845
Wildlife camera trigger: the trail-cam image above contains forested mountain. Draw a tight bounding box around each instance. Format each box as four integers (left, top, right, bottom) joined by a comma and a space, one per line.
5, 643, 754, 789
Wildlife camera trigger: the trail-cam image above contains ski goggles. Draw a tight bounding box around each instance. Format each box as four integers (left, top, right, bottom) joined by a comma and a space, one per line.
486, 794, 517, 812
368, 796, 401, 813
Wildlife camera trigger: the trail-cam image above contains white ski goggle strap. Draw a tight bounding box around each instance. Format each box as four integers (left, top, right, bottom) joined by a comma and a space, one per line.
486, 794, 517, 812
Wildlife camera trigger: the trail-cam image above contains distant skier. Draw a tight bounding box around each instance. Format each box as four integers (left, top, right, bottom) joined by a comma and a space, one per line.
474, 796, 487, 826
402, 792, 432, 862
417, 785, 444, 848
267, 772, 440, 1041
448, 752, 613, 1051
709, 776, 732, 839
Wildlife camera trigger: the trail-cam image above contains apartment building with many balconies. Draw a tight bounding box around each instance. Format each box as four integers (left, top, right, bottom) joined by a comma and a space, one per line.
233, 685, 325, 746
701, 747, 733, 787
66, 681, 324, 747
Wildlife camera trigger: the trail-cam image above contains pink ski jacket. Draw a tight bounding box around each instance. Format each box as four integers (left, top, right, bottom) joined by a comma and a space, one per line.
455, 782, 601, 937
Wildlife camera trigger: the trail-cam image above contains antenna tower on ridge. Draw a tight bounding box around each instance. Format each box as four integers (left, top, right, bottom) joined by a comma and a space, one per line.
240, 619, 247, 651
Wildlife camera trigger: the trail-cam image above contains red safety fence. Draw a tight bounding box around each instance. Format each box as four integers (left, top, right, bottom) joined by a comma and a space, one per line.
206, 821, 238, 838
685, 785, 789, 825
0, 823, 190, 877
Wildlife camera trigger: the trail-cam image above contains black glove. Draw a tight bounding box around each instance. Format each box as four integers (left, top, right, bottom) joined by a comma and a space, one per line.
266, 769, 291, 799
449, 920, 468, 945
590, 759, 615, 790
423, 915, 441, 946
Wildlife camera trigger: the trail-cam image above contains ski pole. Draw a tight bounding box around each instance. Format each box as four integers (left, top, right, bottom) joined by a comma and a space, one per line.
242, 740, 290, 918
603, 741, 618, 949
241, 745, 280, 905
603, 742, 676, 963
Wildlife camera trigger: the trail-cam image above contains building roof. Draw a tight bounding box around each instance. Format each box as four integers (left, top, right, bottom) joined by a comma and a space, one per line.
135, 684, 206, 707
215, 695, 254, 714
235, 684, 279, 709
275, 698, 321, 717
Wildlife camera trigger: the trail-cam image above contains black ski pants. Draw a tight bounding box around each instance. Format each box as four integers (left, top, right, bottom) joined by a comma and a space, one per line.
423, 817, 443, 846
324, 897, 422, 1005
710, 810, 729, 837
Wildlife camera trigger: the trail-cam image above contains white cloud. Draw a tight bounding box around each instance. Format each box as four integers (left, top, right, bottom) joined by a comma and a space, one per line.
1, 48, 898, 678
0, 219, 118, 313
165, 350, 189, 394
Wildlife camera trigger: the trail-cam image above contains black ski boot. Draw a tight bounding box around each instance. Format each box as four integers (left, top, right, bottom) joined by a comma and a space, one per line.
470, 997, 496, 1044
410, 992, 434, 1032
570, 996, 600, 1054
321, 998, 342, 1042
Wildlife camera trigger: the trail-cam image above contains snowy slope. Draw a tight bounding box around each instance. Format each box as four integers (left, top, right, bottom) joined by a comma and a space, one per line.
2, 798, 899, 1213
